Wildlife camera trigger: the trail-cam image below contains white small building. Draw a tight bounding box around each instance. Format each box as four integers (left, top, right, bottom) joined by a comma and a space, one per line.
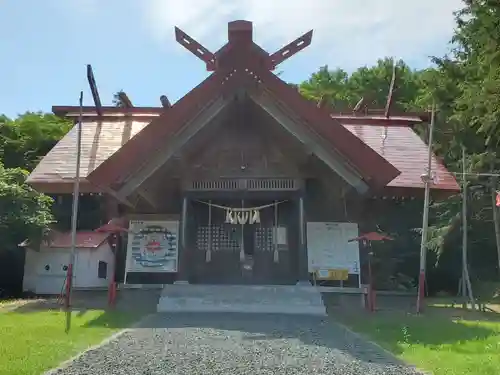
22, 231, 114, 295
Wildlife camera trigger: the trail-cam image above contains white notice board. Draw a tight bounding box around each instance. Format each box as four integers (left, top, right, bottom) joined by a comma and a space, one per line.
306, 222, 360, 274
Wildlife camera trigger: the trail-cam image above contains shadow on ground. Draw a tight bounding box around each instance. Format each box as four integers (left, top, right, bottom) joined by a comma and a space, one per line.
100, 312, 410, 367
5, 289, 159, 316
332, 307, 499, 356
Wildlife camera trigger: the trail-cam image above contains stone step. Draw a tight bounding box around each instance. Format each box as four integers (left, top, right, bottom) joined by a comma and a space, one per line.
157, 284, 326, 316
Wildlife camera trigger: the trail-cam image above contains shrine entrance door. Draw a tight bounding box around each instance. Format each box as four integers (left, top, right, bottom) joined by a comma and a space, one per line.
188, 199, 297, 285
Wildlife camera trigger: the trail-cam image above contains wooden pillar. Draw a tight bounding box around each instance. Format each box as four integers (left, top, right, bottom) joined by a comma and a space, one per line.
296, 196, 310, 284
175, 196, 190, 284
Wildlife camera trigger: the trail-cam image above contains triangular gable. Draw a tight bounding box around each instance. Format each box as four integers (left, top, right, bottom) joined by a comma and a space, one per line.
87, 72, 223, 186
86, 21, 399, 193
252, 70, 400, 188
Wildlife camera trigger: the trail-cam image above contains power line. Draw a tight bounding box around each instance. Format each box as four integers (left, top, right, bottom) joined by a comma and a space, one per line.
449, 171, 500, 178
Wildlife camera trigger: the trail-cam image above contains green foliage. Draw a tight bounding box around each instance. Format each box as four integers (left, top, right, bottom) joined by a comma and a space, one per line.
426, 0, 500, 281
298, 0, 500, 289
299, 58, 423, 112
113, 90, 127, 107
0, 112, 71, 171
0, 112, 69, 254
0, 162, 54, 249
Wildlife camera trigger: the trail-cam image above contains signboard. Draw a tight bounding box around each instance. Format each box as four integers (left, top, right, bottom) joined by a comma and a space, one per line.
125, 220, 179, 274
315, 269, 349, 281
306, 222, 360, 275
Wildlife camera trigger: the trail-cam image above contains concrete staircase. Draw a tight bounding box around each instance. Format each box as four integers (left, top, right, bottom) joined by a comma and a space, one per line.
157, 284, 326, 316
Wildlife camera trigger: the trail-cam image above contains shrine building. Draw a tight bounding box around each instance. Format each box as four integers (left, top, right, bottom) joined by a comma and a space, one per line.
23, 21, 459, 311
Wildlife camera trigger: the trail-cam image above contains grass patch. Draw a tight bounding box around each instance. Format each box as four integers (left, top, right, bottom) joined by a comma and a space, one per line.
0, 309, 143, 375
337, 307, 500, 375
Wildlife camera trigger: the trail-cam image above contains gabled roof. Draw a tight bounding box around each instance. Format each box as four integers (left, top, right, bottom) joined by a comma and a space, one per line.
20, 231, 110, 250
44, 231, 110, 249
85, 21, 400, 191
342, 123, 459, 191
26, 110, 459, 194
26, 115, 151, 192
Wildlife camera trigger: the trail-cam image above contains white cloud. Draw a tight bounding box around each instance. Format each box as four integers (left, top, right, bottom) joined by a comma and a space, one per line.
141, 0, 463, 67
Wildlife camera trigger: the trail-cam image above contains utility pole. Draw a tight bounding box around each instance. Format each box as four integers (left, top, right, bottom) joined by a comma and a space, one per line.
65, 91, 83, 333
416, 102, 435, 314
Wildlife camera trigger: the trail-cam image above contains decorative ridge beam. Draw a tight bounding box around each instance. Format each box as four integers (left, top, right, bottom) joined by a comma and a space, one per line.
160, 95, 171, 108
269, 30, 313, 69
175, 27, 216, 70
117, 91, 134, 108
86, 64, 102, 116
52, 106, 164, 116
331, 115, 424, 127
176, 21, 312, 72
344, 109, 431, 122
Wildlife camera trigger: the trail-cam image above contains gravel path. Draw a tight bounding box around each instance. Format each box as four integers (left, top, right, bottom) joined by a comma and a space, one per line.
49, 313, 423, 375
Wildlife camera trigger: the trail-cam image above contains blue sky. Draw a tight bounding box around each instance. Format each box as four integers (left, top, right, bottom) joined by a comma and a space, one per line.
0, 0, 463, 118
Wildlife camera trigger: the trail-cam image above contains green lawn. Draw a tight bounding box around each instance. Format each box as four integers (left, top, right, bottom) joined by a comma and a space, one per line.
0, 308, 142, 375
337, 307, 500, 375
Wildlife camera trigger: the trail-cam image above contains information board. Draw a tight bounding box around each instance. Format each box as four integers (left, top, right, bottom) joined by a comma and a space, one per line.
125, 220, 179, 273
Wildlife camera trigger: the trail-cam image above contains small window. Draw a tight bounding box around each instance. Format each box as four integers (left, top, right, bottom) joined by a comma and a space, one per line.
98, 261, 107, 279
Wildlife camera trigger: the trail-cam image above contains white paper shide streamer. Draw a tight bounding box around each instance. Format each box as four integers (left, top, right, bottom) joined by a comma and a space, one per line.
273, 200, 279, 263
206, 200, 212, 263
239, 200, 245, 261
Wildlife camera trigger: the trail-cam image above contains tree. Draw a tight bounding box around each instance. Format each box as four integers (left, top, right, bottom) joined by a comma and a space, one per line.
112, 90, 127, 107
112, 90, 134, 108
299, 58, 423, 112
0, 112, 72, 171
445, 0, 500, 278
0, 162, 54, 249
297, 24, 500, 291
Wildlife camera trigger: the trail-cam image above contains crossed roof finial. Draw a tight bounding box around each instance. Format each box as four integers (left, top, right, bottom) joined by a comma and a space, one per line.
175, 20, 313, 72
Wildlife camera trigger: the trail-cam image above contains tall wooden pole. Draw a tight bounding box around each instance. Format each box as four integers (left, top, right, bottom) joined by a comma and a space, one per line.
416, 102, 435, 313
65, 91, 83, 333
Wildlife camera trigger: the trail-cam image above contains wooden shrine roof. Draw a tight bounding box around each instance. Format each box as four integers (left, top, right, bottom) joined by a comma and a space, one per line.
27, 115, 151, 193
26, 110, 459, 194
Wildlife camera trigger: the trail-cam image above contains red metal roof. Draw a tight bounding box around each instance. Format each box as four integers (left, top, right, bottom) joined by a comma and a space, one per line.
43, 231, 110, 249
348, 232, 394, 242
342, 123, 459, 191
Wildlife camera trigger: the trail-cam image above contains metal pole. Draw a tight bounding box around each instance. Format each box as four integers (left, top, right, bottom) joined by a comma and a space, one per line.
462, 147, 467, 305
65, 91, 83, 333
416, 102, 435, 313
368, 244, 374, 312
461, 147, 476, 310
491, 164, 500, 278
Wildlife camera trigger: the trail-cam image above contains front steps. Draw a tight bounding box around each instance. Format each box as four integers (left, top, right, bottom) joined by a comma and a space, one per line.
157, 284, 326, 316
